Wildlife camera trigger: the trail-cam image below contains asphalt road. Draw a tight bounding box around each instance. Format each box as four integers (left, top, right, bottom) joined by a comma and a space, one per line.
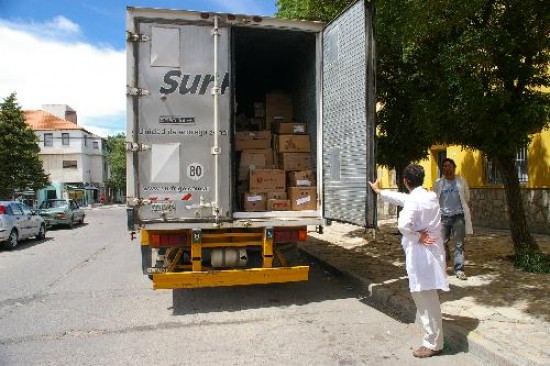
0, 206, 482, 365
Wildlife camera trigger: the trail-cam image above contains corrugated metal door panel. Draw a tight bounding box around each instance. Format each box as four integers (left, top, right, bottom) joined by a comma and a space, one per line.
321, 0, 376, 227
133, 20, 232, 221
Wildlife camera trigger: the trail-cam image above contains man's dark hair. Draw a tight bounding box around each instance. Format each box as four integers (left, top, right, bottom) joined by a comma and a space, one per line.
441, 158, 457, 168
403, 164, 425, 188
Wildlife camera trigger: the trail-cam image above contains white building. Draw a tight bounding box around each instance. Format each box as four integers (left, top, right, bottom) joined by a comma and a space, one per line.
24, 105, 108, 206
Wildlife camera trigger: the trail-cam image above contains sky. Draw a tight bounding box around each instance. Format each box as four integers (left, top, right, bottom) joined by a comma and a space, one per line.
0, 0, 278, 137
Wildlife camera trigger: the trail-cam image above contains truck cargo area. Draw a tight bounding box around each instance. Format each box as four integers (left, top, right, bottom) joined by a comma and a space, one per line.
232, 27, 319, 216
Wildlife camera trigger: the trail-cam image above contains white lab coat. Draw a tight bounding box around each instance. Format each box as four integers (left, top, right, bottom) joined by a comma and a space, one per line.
433, 176, 473, 235
380, 187, 450, 293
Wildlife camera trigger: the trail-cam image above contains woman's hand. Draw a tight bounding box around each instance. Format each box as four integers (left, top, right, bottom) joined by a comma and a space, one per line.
419, 231, 436, 245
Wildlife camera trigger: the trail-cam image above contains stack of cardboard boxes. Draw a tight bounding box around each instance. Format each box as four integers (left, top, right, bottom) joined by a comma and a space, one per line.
236, 92, 317, 212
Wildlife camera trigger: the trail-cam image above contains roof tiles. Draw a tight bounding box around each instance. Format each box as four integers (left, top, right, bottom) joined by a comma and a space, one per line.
24, 110, 90, 133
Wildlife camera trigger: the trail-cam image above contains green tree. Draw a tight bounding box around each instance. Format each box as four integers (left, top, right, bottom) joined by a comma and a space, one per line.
106, 133, 126, 200
375, 0, 438, 189
276, 0, 353, 21
0, 93, 49, 198
278, 0, 550, 271
413, 0, 550, 271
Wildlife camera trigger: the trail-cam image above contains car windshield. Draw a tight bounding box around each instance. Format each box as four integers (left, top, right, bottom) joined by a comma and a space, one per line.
41, 200, 68, 209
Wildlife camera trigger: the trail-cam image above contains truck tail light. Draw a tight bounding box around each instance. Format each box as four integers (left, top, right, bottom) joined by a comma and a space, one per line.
0, 205, 5, 215
150, 233, 189, 248
274, 227, 308, 243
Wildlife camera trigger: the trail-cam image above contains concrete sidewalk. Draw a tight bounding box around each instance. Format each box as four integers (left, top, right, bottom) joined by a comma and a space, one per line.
300, 221, 550, 366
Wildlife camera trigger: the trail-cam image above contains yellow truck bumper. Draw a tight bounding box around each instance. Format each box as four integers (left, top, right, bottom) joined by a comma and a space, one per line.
153, 266, 309, 289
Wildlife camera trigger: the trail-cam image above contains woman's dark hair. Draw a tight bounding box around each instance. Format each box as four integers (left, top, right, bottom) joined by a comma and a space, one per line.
403, 164, 425, 188
441, 158, 457, 168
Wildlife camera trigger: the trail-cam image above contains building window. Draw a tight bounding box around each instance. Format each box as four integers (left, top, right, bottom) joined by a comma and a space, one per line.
62, 133, 70, 146
516, 146, 528, 183
486, 147, 528, 184
44, 133, 53, 147
93, 141, 99, 149
63, 160, 78, 169
83, 135, 88, 147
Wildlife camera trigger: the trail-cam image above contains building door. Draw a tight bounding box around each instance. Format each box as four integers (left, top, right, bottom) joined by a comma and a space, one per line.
435, 150, 447, 178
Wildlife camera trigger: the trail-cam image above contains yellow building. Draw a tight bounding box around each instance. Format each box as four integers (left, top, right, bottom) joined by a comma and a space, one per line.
376, 128, 550, 233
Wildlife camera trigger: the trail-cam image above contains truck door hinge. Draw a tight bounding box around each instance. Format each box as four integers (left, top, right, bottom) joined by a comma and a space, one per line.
126, 31, 150, 42
126, 142, 151, 152
127, 86, 150, 97
210, 86, 221, 96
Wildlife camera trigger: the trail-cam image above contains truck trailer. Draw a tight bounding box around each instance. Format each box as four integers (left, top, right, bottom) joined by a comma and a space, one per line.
125, 0, 376, 289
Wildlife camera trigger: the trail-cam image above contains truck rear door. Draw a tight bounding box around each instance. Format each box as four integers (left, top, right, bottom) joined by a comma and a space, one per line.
127, 11, 232, 222
321, 0, 376, 227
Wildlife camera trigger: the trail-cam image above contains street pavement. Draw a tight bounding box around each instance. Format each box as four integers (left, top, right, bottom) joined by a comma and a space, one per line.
300, 220, 550, 366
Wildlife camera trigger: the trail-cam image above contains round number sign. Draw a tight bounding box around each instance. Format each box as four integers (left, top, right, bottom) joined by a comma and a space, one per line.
187, 163, 204, 181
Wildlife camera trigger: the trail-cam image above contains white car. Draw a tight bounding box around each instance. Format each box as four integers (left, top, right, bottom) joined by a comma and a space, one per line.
0, 200, 47, 249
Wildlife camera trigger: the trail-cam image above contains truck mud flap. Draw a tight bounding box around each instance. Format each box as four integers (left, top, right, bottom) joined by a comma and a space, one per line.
152, 266, 309, 289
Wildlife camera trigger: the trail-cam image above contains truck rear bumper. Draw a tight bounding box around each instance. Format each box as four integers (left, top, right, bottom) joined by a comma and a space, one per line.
153, 266, 309, 289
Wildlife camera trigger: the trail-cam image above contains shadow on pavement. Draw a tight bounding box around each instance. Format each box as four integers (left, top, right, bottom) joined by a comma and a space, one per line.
171, 259, 362, 315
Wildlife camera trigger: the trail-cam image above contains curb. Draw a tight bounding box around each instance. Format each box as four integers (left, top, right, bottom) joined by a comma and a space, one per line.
298, 243, 530, 366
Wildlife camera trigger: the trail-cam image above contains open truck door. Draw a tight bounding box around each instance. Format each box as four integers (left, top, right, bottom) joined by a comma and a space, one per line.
126, 12, 232, 223
321, 0, 377, 228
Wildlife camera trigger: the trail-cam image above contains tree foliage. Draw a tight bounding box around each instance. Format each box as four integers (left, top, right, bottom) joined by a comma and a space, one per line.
412, 0, 550, 267
276, 0, 353, 22
0, 93, 49, 199
277, 0, 550, 270
106, 133, 126, 196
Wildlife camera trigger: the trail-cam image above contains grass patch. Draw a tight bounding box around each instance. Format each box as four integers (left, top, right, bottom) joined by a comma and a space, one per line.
513, 251, 550, 274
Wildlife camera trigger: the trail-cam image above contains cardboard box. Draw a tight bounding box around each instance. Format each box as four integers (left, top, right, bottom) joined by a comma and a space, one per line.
276, 134, 310, 153
249, 169, 286, 192
279, 153, 311, 171
235, 130, 272, 140
239, 152, 265, 180
267, 199, 291, 211
275, 122, 307, 134
240, 151, 265, 167
288, 170, 316, 187
265, 92, 293, 129
267, 191, 287, 200
236, 139, 270, 151
288, 187, 317, 211
242, 148, 274, 167
235, 130, 272, 151
244, 192, 266, 212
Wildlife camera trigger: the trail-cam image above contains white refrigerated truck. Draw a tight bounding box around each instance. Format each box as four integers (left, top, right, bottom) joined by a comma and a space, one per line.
126, 0, 376, 289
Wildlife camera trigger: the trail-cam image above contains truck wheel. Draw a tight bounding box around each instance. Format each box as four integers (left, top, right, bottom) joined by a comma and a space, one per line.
5, 230, 19, 249
36, 224, 46, 240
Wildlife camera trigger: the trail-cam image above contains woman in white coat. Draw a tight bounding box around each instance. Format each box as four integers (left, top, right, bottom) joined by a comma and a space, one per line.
369, 165, 449, 358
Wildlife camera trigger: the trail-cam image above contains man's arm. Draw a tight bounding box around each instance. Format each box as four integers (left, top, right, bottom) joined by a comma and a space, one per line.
369, 178, 407, 207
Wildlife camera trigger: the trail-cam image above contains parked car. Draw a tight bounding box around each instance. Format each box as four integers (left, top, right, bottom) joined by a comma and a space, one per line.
0, 200, 47, 249
38, 199, 85, 229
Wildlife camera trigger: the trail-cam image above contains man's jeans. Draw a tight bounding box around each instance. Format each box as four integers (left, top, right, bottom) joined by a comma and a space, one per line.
441, 214, 465, 273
